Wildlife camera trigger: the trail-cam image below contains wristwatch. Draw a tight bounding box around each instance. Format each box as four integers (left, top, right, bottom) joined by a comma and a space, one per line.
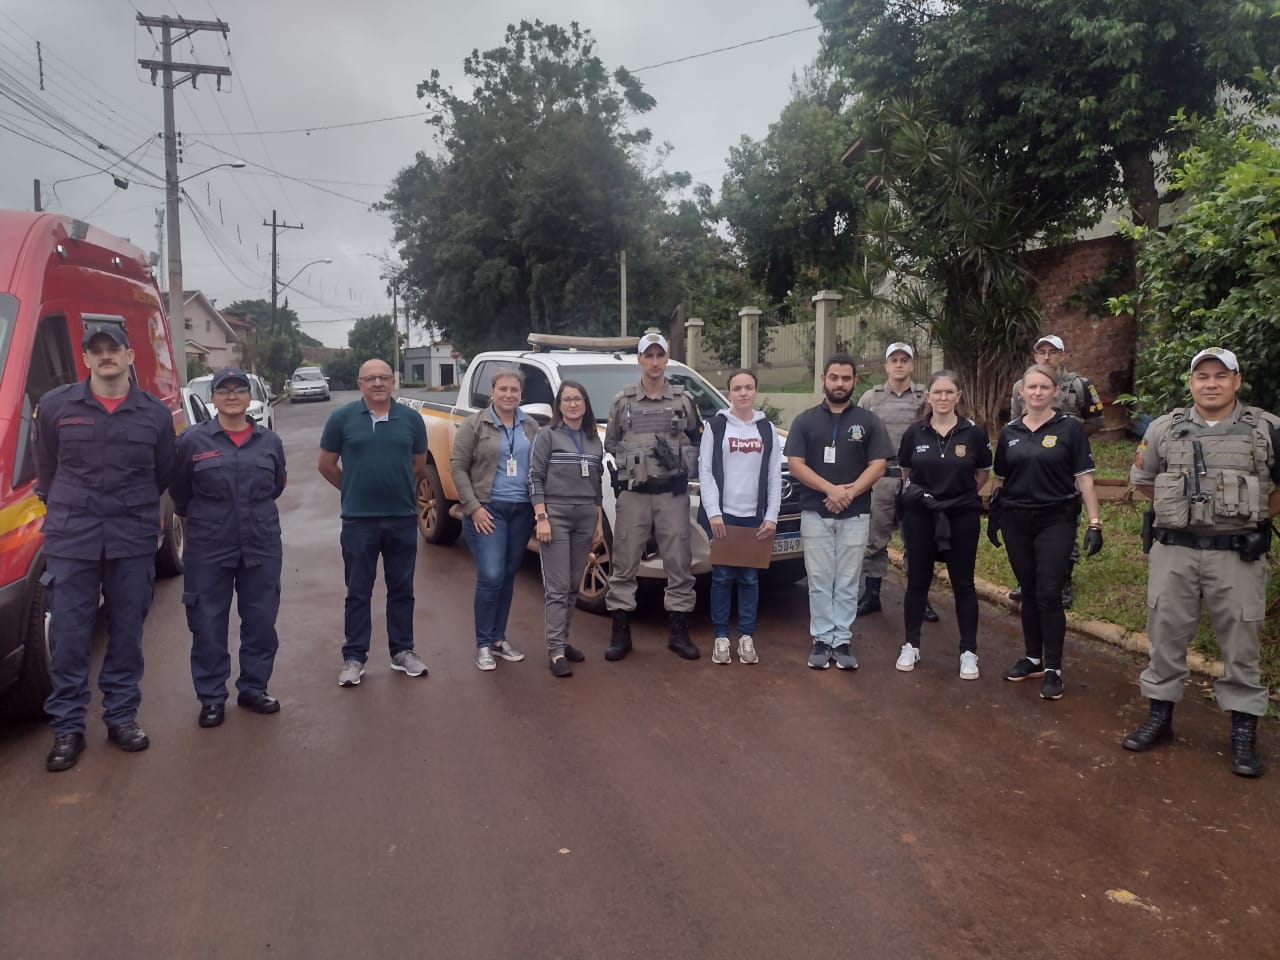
536, 512, 549, 521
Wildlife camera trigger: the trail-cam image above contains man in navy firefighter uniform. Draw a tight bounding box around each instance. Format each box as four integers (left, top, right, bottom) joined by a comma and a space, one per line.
34, 323, 177, 772
171, 367, 287, 729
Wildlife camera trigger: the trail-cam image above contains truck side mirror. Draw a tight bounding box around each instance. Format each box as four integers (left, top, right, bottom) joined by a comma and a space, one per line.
521, 402, 553, 425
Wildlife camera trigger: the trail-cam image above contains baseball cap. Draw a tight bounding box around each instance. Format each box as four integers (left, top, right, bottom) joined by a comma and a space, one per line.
211, 367, 251, 391
82, 323, 130, 349
1034, 335, 1065, 352
637, 332, 669, 354
885, 342, 914, 359
1188, 347, 1239, 373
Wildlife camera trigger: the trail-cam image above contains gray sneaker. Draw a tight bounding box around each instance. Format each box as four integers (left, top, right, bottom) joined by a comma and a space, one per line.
390, 650, 428, 677
492, 640, 525, 662
476, 646, 496, 671
808, 641, 832, 670
712, 637, 731, 664
338, 659, 365, 687
832, 644, 859, 671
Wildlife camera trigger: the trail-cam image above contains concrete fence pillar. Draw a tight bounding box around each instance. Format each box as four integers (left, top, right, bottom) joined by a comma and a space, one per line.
739, 305, 761, 369
685, 317, 704, 371
811, 290, 843, 392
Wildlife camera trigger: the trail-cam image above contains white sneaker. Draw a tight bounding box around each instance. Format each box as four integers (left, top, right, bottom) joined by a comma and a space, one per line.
959, 651, 980, 680
895, 643, 920, 672
712, 637, 731, 664
737, 635, 759, 664
492, 640, 525, 663
476, 646, 496, 671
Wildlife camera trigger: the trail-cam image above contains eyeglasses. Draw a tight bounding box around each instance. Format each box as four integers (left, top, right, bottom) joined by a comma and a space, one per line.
560, 396, 585, 405
1033, 348, 1064, 358
359, 374, 393, 383
213, 386, 251, 397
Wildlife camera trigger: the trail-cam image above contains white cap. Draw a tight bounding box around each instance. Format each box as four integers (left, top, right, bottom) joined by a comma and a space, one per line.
885, 342, 914, 359
1189, 347, 1239, 372
1034, 335, 1065, 352
637, 332, 669, 354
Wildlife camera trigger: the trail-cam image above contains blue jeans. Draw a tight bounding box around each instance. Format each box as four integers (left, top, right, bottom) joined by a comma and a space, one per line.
710, 514, 761, 636
463, 500, 534, 648
801, 511, 870, 647
340, 516, 419, 663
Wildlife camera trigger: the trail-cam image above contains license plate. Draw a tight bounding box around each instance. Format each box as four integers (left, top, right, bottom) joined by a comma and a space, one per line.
771, 535, 801, 556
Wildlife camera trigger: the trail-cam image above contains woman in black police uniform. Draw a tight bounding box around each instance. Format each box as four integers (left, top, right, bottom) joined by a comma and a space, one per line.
896, 371, 992, 679
990, 364, 1103, 700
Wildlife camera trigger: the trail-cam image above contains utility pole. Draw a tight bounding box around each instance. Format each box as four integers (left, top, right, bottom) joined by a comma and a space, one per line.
33, 179, 41, 212
619, 248, 628, 336
155, 207, 165, 271
263, 210, 304, 335
137, 12, 230, 386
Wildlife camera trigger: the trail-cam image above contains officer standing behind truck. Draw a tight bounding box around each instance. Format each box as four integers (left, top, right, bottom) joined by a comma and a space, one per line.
856, 342, 935, 622
171, 367, 287, 729
1122, 348, 1280, 777
1008, 335, 1104, 607
34, 323, 176, 772
603, 332, 702, 662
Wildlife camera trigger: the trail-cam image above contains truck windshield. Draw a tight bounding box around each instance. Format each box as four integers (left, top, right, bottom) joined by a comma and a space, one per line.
0, 294, 17, 386
189, 379, 212, 402
567, 364, 729, 423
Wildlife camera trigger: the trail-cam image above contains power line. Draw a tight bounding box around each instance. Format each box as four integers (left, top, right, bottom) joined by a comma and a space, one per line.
188, 138, 382, 207
188, 111, 423, 137
629, 24, 819, 73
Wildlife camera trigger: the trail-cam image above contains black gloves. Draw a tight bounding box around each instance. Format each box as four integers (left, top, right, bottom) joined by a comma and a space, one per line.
986, 489, 1002, 548
1082, 525, 1104, 557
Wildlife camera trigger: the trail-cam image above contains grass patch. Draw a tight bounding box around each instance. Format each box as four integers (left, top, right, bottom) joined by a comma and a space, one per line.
1091, 438, 1138, 481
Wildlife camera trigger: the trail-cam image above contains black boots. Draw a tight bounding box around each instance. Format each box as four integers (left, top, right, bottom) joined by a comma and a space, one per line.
1122, 699, 1174, 752
667, 612, 700, 660
1231, 711, 1264, 778
857, 577, 882, 616
605, 610, 632, 661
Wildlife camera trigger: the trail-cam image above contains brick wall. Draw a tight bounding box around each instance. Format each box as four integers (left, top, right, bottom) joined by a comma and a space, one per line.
1025, 235, 1136, 428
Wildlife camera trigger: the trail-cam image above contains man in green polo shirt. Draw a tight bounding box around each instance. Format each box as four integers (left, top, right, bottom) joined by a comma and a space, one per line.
319, 358, 430, 687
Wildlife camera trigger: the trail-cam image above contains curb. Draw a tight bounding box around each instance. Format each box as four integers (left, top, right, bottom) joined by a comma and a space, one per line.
885, 547, 1226, 679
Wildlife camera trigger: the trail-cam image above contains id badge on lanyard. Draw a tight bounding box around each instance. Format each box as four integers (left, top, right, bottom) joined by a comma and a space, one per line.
825, 414, 839, 463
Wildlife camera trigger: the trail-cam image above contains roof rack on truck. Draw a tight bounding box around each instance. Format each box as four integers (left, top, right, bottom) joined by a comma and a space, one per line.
526, 333, 640, 353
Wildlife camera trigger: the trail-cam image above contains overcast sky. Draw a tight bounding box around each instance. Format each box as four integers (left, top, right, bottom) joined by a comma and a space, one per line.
0, 0, 821, 348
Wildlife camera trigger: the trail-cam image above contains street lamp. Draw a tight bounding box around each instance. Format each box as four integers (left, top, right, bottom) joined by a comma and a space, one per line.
165, 157, 245, 386
271, 257, 332, 334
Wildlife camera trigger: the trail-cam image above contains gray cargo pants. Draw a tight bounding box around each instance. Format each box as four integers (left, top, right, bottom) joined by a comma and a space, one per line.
539, 502, 599, 657
606, 489, 695, 614
862, 473, 902, 581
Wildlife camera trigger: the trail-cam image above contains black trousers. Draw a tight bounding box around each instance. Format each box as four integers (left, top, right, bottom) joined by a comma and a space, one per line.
901, 508, 980, 652
1001, 502, 1078, 670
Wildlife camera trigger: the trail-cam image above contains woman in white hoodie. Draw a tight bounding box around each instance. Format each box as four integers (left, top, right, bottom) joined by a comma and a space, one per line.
697, 369, 782, 664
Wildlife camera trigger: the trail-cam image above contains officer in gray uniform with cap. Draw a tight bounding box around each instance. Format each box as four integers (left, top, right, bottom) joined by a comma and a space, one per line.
856, 341, 935, 621
603, 332, 702, 661
1123, 347, 1280, 777
1008, 334, 1105, 606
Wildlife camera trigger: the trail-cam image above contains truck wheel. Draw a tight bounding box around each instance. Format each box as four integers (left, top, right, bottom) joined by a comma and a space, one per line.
155, 507, 185, 577
418, 463, 461, 544
0, 575, 52, 721
575, 519, 612, 615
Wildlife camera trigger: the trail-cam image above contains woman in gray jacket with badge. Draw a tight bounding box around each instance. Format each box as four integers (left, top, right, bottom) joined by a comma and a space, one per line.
451, 368, 540, 671
529, 380, 605, 677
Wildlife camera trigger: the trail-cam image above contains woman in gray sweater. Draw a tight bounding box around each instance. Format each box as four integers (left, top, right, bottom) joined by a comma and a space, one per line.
529, 380, 605, 677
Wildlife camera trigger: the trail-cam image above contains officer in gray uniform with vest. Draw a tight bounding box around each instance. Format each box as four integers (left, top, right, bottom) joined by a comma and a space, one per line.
603, 332, 702, 661
1008, 334, 1105, 606
856, 342, 936, 621
1123, 347, 1280, 777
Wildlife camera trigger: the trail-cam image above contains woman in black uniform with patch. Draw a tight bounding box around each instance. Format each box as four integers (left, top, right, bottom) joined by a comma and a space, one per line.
990, 363, 1103, 700
896, 371, 992, 679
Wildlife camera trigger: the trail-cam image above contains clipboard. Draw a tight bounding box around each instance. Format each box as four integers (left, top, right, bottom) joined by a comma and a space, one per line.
709, 522, 775, 569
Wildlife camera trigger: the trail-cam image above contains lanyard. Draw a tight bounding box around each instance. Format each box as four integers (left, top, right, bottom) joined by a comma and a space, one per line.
830, 409, 842, 445
566, 425, 585, 455
500, 423, 518, 460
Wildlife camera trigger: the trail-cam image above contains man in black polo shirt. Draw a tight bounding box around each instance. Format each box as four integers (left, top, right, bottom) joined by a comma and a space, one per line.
785, 353, 893, 670
319, 358, 430, 687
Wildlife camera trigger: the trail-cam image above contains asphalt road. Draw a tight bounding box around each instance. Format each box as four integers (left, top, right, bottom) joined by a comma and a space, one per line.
2, 391, 1277, 960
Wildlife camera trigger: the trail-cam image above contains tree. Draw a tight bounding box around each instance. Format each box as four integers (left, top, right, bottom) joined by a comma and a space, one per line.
811, 0, 1280, 230
347, 314, 398, 365
222, 297, 314, 390
845, 102, 1045, 431
1113, 82, 1280, 416
382, 21, 684, 358
718, 71, 866, 304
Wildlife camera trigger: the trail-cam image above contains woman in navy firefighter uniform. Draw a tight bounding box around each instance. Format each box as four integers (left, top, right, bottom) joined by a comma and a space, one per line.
171, 367, 287, 728
34, 323, 176, 772
989, 363, 1103, 701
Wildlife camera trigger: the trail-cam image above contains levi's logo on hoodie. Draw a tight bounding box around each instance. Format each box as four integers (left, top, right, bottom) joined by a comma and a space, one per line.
729, 436, 763, 454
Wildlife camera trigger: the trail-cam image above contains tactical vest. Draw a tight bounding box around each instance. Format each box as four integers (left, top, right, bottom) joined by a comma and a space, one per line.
862, 383, 924, 453
1152, 406, 1275, 532
614, 383, 698, 486
1060, 373, 1104, 420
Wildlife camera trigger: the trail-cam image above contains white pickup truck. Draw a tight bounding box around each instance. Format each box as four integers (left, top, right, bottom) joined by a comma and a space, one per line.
399, 333, 807, 613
